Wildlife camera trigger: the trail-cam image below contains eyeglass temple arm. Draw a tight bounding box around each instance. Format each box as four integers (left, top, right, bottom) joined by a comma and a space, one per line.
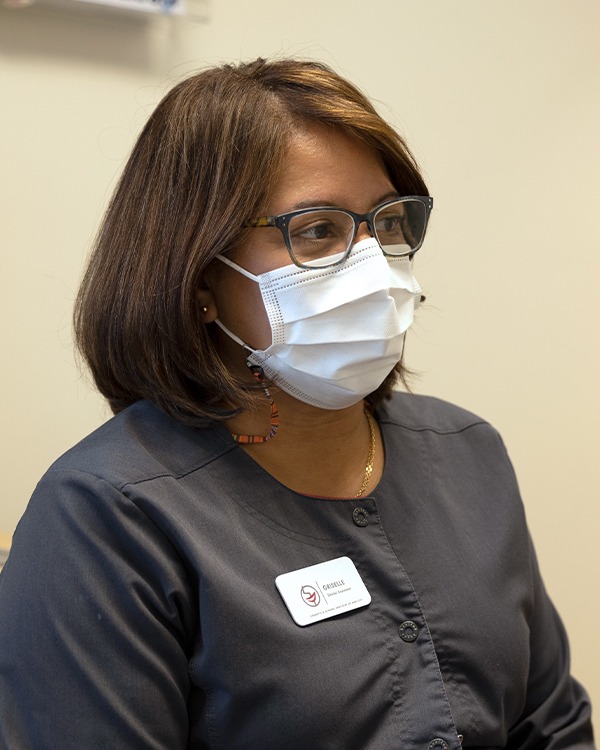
245, 217, 275, 228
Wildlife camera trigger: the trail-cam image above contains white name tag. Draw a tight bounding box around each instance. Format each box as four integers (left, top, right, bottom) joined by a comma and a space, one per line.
275, 556, 371, 627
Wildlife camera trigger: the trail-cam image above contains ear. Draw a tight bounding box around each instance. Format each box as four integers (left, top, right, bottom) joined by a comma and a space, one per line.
197, 288, 218, 323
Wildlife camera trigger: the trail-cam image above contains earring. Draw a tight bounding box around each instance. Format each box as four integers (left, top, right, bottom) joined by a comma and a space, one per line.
230, 365, 280, 444
201, 306, 208, 314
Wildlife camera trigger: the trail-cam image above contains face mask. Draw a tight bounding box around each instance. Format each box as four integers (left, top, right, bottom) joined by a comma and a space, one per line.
215, 237, 422, 410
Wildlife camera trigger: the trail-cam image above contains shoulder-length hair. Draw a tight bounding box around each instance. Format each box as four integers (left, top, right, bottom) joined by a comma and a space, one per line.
74, 58, 429, 425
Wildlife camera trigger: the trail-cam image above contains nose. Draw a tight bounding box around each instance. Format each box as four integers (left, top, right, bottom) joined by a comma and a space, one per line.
354, 218, 374, 244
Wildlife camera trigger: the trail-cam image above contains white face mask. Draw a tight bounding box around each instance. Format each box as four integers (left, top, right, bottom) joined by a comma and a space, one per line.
215, 237, 422, 410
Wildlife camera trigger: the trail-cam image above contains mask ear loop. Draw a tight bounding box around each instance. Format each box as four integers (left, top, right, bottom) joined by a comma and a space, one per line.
230, 365, 280, 444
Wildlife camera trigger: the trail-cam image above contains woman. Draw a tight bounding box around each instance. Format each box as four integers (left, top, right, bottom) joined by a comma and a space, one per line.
0, 58, 593, 749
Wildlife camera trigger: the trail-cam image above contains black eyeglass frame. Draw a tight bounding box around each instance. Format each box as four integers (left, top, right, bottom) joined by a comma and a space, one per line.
245, 195, 434, 269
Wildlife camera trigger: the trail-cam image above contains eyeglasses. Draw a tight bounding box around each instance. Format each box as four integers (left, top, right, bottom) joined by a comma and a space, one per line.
245, 196, 433, 269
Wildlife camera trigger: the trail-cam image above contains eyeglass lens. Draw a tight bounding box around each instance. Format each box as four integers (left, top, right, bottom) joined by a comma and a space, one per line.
287, 199, 427, 268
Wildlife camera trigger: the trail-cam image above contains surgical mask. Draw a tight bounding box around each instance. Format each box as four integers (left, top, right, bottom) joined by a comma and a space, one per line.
215, 237, 422, 410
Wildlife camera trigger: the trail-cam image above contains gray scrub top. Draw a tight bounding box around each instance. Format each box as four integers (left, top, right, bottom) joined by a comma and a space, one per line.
0, 393, 593, 749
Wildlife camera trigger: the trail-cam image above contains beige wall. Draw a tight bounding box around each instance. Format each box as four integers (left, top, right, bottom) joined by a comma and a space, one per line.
1, 0, 598, 729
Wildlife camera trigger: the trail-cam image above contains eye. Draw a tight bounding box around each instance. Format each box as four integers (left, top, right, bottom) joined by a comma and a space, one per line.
375, 210, 406, 239
373, 199, 429, 254
287, 210, 354, 265
288, 210, 351, 244
378, 215, 403, 233
293, 219, 338, 241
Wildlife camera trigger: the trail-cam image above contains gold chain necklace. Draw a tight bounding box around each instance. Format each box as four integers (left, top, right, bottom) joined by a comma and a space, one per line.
355, 409, 376, 498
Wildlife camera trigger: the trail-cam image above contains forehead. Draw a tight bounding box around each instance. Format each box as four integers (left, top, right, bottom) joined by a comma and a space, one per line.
266, 121, 395, 215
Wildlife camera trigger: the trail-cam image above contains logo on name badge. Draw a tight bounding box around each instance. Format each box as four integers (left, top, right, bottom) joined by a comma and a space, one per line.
300, 585, 320, 607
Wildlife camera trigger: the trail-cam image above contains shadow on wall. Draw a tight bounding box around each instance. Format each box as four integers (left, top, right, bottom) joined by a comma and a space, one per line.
0, 0, 210, 70
0, 533, 11, 573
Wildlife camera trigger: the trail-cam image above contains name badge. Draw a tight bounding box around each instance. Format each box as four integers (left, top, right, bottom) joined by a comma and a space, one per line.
275, 556, 371, 627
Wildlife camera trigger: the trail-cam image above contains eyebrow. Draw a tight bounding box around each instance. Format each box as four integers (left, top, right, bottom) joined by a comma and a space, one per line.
287, 190, 400, 212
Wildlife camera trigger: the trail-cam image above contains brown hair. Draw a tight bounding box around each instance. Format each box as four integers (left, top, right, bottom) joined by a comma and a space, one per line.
74, 58, 429, 425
